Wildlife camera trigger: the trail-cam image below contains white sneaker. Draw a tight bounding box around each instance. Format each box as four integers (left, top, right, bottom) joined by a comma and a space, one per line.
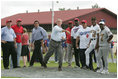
55, 62, 58, 63
101, 70, 109, 74
105, 70, 109, 74
96, 68, 103, 73
100, 70, 106, 74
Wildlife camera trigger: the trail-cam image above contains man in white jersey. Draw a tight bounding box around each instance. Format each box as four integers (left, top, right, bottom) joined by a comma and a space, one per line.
96, 21, 113, 74
85, 17, 101, 70
76, 20, 91, 69
71, 18, 82, 68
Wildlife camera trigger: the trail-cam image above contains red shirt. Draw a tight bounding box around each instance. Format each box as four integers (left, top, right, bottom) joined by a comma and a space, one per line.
11, 25, 23, 43
21, 33, 29, 46
66, 27, 73, 44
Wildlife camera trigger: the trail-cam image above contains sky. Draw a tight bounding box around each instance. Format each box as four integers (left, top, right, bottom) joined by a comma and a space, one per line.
1, 0, 118, 18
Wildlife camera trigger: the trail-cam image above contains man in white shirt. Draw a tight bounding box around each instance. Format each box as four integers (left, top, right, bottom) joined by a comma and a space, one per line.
71, 18, 82, 68
44, 19, 70, 71
76, 20, 91, 69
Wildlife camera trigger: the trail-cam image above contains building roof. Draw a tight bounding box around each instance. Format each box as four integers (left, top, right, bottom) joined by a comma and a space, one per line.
1, 8, 117, 26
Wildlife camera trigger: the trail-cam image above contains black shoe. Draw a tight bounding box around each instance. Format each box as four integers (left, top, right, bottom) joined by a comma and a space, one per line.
29, 65, 33, 67
94, 67, 100, 72
86, 66, 90, 69
4, 67, 9, 69
17, 66, 21, 68
43, 63, 47, 68
58, 67, 62, 71
23, 66, 26, 68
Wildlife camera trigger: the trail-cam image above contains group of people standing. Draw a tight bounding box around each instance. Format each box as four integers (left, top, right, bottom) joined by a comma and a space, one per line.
1, 17, 114, 74
1, 19, 30, 69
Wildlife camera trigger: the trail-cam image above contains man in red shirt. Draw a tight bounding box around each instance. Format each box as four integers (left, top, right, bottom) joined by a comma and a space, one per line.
66, 21, 73, 67
11, 19, 23, 68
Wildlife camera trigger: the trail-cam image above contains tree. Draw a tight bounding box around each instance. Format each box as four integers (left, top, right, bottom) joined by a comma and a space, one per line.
92, 3, 100, 8
59, 8, 65, 11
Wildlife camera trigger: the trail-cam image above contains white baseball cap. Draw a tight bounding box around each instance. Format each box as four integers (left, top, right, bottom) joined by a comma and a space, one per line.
99, 21, 105, 25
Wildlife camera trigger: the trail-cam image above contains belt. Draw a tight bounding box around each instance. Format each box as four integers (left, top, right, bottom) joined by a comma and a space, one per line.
6, 41, 14, 43
51, 39, 61, 43
35, 39, 43, 42
91, 38, 96, 40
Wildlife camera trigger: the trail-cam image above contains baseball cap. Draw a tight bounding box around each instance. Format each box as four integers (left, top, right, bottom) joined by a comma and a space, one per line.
81, 20, 87, 23
6, 19, 12, 23
99, 21, 105, 25
68, 21, 73, 24
16, 19, 22, 22
74, 18, 79, 21
100, 19, 105, 23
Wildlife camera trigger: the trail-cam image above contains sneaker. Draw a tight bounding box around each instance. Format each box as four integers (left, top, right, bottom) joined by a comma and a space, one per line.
101, 70, 109, 74
55, 61, 58, 63
100, 70, 106, 74
105, 70, 109, 74
96, 68, 103, 73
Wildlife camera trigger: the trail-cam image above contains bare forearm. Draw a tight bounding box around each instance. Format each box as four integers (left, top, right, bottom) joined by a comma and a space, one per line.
107, 35, 113, 42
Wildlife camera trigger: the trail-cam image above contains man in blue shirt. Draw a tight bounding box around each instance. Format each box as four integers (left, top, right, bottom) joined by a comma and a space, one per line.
29, 20, 48, 67
1, 20, 18, 69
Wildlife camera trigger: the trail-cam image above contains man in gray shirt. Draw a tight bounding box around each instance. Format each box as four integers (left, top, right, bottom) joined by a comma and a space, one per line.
96, 21, 113, 74
29, 20, 47, 67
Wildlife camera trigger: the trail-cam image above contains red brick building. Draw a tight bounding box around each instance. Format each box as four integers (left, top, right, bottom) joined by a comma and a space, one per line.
1, 8, 117, 33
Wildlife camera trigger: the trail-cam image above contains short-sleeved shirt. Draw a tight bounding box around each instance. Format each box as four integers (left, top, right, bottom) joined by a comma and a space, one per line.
66, 27, 73, 44
76, 27, 91, 49
1, 26, 16, 41
11, 25, 23, 43
90, 24, 101, 39
51, 25, 64, 42
71, 25, 83, 39
21, 33, 29, 46
31, 26, 48, 43
99, 26, 113, 47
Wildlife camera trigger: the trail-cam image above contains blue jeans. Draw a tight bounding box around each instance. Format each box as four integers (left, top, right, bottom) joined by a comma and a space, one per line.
10, 43, 22, 68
